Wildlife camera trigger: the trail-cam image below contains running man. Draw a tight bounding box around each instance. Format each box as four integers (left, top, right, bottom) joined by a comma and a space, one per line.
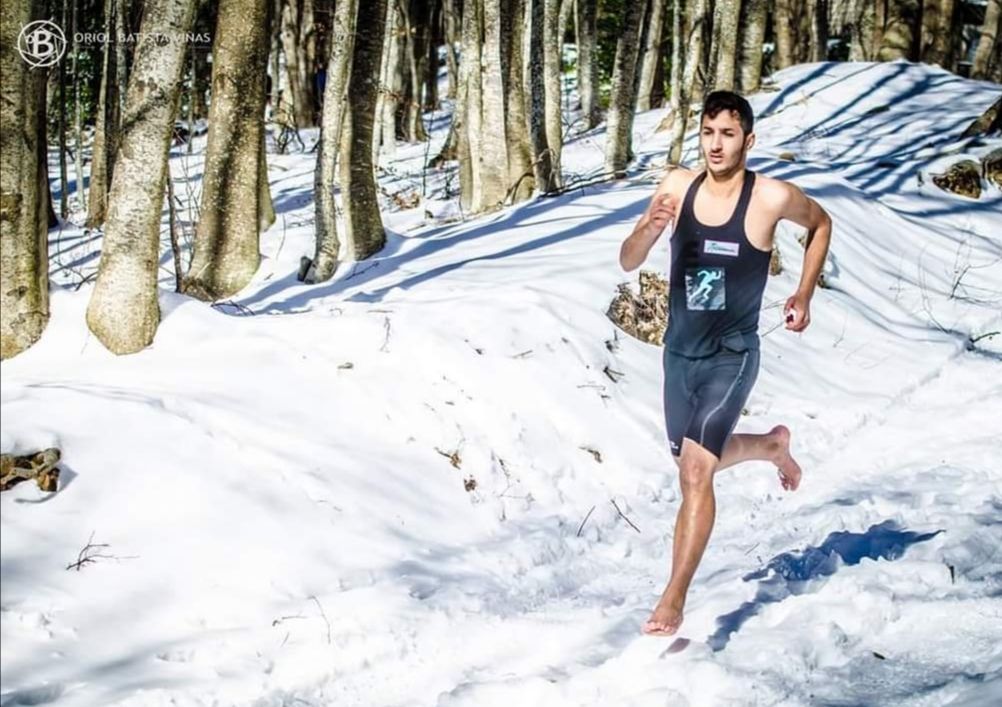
618, 91, 833, 636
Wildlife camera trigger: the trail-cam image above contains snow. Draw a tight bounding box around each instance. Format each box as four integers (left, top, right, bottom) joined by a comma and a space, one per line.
3, 61, 1002, 706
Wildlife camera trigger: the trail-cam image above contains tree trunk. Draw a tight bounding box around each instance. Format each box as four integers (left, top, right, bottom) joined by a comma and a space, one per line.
502, 0, 535, 202
185, 0, 271, 300
972, 0, 1001, 79
86, 0, 119, 228
667, 0, 683, 128
1, 0, 50, 359
637, 0, 666, 112
259, 138, 275, 230
774, 0, 796, 70
375, 0, 402, 160
543, 0, 563, 185
575, 0, 600, 129
670, 0, 708, 164
919, 0, 955, 67
443, 0, 460, 100
458, 0, 483, 210
846, 0, 877, 60
477, 0, 510, 211
310, 0, 356, 283
339, 0, 387, 260
808, 0, 829, 62
877, 0, 919, 61
426, 0, 441, 109
710, 0, 740, 90
402, 0, 430, 140
739, 0, 767, 93
604, 0, 647, 175
71, 0, 86, 210
86, 0, 197, 354
529, 0, 557, 191
58, 0, 69, 218
280, 0, 317, 127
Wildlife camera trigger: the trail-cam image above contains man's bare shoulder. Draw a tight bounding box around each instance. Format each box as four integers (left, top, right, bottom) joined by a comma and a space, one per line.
661, 165, 700, 198
752, 173, 797, 211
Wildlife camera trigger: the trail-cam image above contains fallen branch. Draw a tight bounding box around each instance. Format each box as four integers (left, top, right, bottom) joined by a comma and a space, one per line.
576, 505, 597, 537
610, 499, 641, 534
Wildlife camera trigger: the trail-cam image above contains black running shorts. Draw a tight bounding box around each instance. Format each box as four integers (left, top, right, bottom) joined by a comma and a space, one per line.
662, 346, 760, 460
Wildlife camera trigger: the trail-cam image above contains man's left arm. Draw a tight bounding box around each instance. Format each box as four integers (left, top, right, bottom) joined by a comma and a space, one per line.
779, 183, 832, 332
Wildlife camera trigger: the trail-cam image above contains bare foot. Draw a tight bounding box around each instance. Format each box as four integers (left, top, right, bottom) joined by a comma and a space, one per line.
643, 594, 685, 636
770, 425, 802, 491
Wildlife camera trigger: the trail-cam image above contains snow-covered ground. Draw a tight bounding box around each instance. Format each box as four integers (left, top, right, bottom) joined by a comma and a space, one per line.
3, 61, 1002, 706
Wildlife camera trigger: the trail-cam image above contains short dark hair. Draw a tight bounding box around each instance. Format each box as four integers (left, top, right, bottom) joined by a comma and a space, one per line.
701, 91, 754, 135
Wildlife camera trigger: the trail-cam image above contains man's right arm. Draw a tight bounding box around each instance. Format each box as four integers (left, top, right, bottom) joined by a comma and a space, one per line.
619, 168, 687, 272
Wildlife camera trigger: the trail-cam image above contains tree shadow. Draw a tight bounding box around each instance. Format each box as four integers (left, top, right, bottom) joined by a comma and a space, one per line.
706, 519, 942, 652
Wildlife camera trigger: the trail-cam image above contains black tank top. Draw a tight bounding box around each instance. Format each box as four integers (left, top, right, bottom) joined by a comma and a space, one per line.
663, 170, 772, 357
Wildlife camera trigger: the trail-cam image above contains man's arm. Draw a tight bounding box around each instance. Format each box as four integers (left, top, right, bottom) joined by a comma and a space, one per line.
776, 181, 832, 332
619, 168, 688, 272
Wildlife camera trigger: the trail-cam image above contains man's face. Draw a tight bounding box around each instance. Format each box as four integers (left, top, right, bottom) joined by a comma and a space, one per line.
699, 110, 754, 175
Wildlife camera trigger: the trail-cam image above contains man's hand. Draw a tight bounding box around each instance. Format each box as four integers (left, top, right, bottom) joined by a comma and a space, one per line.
783, 292, 811, 332
646, 194, 678, 238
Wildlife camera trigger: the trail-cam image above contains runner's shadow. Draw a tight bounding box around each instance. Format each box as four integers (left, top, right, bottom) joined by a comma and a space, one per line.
707, 520, 942, 652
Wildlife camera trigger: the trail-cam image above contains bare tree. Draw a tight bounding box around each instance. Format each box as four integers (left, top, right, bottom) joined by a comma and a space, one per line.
502, 0, 535, 202
185, 0, 272, 300
876, 0, 919, 61
86, 0, 121, 228
774, 0, 797, 70
338, 0, 388, 259
575, 0, 601, 129
710, 0, 741, 90
972, 0, 1001, 80
529, 0, 557, 190
86, 0, 198, 354
920, 0, 956, 68
739, 0, 768, 93
637, 0, 667, 112
669, 0, 709, 164
280, 0, 317, 127
543, 0, 563, 184
808, 0, 829, 61
604, 0, 647, 174
308, 0, 357, 283
1, 0, 50, 359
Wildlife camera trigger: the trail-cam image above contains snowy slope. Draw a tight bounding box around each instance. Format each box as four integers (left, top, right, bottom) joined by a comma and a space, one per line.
2, 62, 1001, 707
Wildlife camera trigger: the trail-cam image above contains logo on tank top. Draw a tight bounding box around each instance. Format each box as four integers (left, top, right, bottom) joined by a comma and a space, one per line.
704, 239, 740, 257
685, 267, 726, 310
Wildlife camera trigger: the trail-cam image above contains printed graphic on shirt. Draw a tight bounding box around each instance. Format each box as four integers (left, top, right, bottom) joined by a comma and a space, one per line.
704, 239, 740, 257
685, 267, 726, 310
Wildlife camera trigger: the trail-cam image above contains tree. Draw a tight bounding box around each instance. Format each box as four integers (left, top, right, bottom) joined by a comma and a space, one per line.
637, 0, 667, 112
280, 0, 317, 127
86, 0, 198, 354
543, 0, 563, 184
501, 0, 535, 202
876, 0, 920, 61
604, 0, 647, 175
529, 0, 557, 190
1, 0, 50, 359
338, 0, 388, 260
308, 0, 357, 283
739, 0, 768, 93
86, 0, 124, 228
972, 0, 1001, 80
774, 0, 797, 70
710, 0, 741, 90
575, 0, 601, 129
669, 0, 709, 164
184, 0, 272, 300
920, 0, 956, 68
